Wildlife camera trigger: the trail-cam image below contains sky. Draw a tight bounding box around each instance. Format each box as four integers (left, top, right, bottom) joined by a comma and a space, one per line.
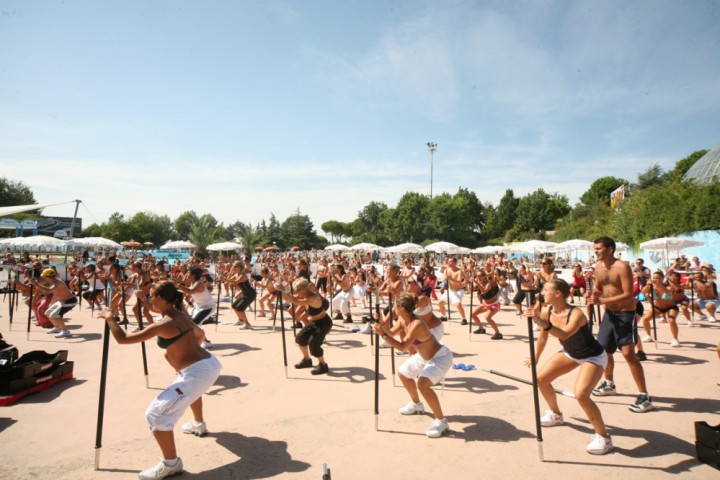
2, 0, 719, 238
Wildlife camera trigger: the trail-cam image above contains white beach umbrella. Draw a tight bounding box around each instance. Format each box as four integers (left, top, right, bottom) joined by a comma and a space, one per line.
424, 241, 461, 254
350, 242, 383, 251
325, 244, 350, 251
639, 236, 704, 267
206, 241, 244, 252
472, 245, 509, 254
66, 237, 122, 249
160, 240, 196, 249
509, 240, 557, 254
386, 243, 425, 254
3, 235, 67, 248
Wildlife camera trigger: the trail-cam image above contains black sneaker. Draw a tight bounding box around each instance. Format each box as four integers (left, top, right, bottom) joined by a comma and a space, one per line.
343, 315, 353, 324
474, 328, 486, 334
311, 363, 329, 375
294, 358, 313, 369
440, 316, 448, 322
461, 319, 468, 325
333, 312, 343, 320
628, 393, 653, 413
491, 332, 503, 340
294, 322, 303, 328
636, 351, 647, 362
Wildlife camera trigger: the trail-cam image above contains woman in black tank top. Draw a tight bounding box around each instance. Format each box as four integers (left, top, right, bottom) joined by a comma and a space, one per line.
281, 277, 332, 375
524, 278, 613, 455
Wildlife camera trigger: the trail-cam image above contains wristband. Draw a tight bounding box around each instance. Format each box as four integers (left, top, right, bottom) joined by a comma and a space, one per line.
544, 322, 552, 331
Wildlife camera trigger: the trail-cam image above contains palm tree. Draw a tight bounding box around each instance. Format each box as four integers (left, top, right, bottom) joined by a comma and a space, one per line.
237, 224, 261, 252
187, 215, 221, 252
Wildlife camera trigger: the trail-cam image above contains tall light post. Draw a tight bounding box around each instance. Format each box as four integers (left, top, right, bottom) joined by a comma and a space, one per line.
426, 142, 437, 199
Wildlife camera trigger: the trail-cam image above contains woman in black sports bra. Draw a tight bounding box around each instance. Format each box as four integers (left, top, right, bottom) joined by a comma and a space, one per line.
99, 281, 222, 479
282, 277, 332, 375
524, 279, 612, 455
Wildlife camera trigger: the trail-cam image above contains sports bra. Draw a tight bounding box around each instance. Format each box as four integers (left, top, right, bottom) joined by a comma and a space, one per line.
307, 296, 330, 316
413, 304, 433, 316
480, 284, 499, 300
156, 321, 193, 349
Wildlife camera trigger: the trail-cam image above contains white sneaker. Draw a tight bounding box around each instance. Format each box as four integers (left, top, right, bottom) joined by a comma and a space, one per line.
398, 401, 425, 415
641, 335, 653, 343
670, 338, 680, 348
138, 457, 183, 480
540, 410, 564, 427
379, 340, 391, 349
201, 339, 213, 350
359, 323, 372, 334
55, 330, 72, 338
46, 327, 61, 334
425, 418, 449, 438
181, 420, 207, 437
240, 323, 251, 330
586, 433, 613, 455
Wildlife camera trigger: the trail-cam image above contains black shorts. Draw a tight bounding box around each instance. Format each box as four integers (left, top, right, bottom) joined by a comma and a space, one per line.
597, 310, 637, 354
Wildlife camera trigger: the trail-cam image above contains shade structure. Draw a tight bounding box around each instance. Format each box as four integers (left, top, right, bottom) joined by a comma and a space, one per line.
509, 240, 557, 254
206, 241, 244, 252
386, 243, 425, 254
553, 239, 594, 252
424, 241, 461, 254
1, 235, 67, 248
325, 244, 350, 251
66, 237, 122, 249
160, 240, 196, 250
639, 236, 704, 251
472, 245, 509, 254
350, 242, 382, 251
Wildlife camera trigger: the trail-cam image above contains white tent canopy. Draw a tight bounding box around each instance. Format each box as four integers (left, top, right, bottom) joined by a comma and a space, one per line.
206, 241, 243, 252
0, 201, 76, 218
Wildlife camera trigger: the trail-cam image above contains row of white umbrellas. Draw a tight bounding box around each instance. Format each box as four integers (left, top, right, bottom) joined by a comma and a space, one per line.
326, 236, 704, 257
0, 236, 245, 252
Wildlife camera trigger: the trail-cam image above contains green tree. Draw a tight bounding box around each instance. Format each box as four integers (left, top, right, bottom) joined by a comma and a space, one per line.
666, 149, 708, 183
0, 177, 36, 207
636, 163, 665, 189
237, 224, 262, 252
580, 176, 628, 206
483, 189, 518, 239
515, 189, 571, 233
187, 214, 222, 251
389, 192, 429, 243
321, 220, 349, 243
281, 210, 319, 249
127, 211, 173, 245
173, 211, 198, 239
354, 201, 389, 244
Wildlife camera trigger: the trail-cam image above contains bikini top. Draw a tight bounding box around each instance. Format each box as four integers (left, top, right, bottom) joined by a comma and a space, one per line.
306, 296, 330, 316
156, 321, 193, 349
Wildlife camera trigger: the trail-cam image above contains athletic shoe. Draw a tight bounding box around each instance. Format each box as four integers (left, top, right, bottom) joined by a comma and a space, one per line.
473, 328, 486, 334
138, 457, 183, 480
343, 315, 353, 324
540, 410, 564, 427
636, 351, 647, 361
359, 323, 372, 334
200, 315, 216, 325
533, 324, 540, 332
379, 340, 392, 348
55, 330, 72, 338
641, 335, 653, 343
399, 401, 425, 415
439, 316, 448, 322
311, 363, 329, 375
628, 393, 653, 413
586, 433, 613, 455
201, 340, 213, 350
490, 332, 503, 340
46, 327, 61, 334
426, 418, 449, 438
670, 338, 680, 348
333, 312, 343, 320
181, 421, 207, 437
592, 381, 616, 397
294, 358, 313, 369
239, 323, 251, 330
461, 319, 468, 325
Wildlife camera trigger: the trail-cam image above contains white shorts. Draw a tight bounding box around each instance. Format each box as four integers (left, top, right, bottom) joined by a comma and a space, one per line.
429, 323, 445, 342
145, 355, 222, 431
441, 288, 465, 305
561, 350, 608, 369
398, 345, 453, 385
352, 284, 368, 298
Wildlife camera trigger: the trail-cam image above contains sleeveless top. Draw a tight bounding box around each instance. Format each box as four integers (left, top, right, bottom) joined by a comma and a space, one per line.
238, 278, 256, 298
157, 321, 193, 349
548, 306, 604, 359
192, 286, 215, 310
480, 284, 499, 300
307, 296, 330, 316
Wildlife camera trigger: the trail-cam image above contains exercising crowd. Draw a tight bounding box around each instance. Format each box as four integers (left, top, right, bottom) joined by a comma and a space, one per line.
2, 236, 719, 478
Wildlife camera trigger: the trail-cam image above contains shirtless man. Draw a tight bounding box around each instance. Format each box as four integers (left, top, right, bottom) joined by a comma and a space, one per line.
379, 264, 405, 325
30, 268, 78, 338
437, 257, 468, 324
693, 267, 718, 322
589, 237, 653, 413
331, 264, 353, 323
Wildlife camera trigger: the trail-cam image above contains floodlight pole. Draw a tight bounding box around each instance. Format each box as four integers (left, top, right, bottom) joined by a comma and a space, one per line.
426, 142, 437, 200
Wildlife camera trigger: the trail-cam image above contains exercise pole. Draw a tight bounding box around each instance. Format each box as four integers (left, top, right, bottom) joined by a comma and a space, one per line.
526, 297, 544, 461
94, 319, 111, 470
374, 302, 380, 431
